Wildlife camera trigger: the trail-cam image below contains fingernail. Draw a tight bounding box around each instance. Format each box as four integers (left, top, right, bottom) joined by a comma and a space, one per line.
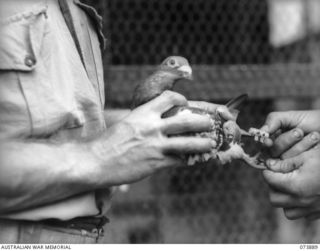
216, 106, 224, 113
311, 132, 320, 141
267, 159, 276, 167
211, 140, 217, 148
293, 129, 303, 139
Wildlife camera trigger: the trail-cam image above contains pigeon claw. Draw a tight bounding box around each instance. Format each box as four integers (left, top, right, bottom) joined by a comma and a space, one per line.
241, 128, 270, 169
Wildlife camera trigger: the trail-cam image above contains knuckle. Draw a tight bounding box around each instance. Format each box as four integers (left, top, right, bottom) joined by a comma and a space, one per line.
163, 91, 187, 105
154, 137, 166, 150
216, 105, 224, 114
162, 90, 174, 97
267, 112, 277, 122
279, 161, 288, 171
274, 160, 289, 172
160, 119, 169, 132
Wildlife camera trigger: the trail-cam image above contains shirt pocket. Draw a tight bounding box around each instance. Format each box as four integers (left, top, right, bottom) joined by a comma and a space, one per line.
0, 5, 48, 138
0, 5, 48, 71
0, 5, 84, 137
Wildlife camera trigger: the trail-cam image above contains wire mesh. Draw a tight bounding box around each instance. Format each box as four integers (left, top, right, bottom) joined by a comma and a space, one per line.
85, 0, 320, 243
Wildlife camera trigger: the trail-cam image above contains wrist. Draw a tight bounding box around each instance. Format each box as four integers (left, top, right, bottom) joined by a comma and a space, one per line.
65, 142, 106, 190
86, 134, 122, 188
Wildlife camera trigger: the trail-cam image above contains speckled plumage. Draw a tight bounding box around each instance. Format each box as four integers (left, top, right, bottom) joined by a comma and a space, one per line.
131, 56, 269, 169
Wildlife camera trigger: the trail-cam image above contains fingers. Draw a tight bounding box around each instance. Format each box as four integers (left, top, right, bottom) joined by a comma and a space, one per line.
266, 156, 303, 173
306, 212, 320, 221
283, 207, 314, 220
162, 137, 215, 155
270, 128, 304, 158
263, 138, 274, 148
268, 187, 316, 208
268, 188, 298, 208
263, 155, 305, 194
188, 101, 237, 121
261, 111, 300, 135
143, 91, 187, 114
261, 129, 281, 148
188, 101, 219, 112
267, 187, 320, 220
263, 169, 298, 194
162, 113, 212, 135
282, 132, 320, 159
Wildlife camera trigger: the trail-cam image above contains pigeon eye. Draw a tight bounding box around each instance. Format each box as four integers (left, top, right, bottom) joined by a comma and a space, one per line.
168, 59, 177, 67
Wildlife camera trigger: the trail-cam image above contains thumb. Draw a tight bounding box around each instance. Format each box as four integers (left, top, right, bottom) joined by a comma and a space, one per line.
266, 156, 304, 173
261, 111, 300, 135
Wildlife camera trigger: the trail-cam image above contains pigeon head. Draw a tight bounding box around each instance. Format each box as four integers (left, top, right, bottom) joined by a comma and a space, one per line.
159, 56, 193, 80
131, 56, 193, 108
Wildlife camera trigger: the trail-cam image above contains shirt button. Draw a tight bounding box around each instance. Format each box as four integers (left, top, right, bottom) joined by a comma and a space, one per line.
25, 55, 36, 67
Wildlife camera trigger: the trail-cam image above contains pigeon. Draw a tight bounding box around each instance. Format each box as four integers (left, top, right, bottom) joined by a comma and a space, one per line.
131, 56, 193, 109
131, 56, 269, 169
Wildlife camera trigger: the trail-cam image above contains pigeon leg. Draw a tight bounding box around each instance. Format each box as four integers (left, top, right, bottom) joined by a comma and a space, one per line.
248, 128, 270, 143
241, 152, 267, 170
217, 143, 246, 165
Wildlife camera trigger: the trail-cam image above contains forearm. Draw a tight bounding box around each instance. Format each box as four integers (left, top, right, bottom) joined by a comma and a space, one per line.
0, 139, 104, 214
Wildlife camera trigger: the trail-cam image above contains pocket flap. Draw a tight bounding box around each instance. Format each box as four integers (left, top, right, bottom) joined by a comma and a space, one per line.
0, 6, 47, 71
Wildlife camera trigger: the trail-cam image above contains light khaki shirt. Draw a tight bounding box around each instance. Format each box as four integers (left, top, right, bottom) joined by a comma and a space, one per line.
0, 0, 112, 220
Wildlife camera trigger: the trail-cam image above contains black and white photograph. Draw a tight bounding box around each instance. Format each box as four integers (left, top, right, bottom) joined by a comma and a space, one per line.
0, 0, 320, 248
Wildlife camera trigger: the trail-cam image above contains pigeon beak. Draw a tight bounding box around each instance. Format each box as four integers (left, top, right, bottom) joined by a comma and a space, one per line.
178, 65, 193, 80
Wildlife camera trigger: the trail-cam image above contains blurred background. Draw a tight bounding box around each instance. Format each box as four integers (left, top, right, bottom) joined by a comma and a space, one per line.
85, 0, 320, 243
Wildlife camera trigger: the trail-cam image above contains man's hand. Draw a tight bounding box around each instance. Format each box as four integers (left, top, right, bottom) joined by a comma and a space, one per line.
261, 110, 320, 149
0, 90, 217, 214
261, 109, 320, 220
188, 101, 237, 121
91, 91, 216, 186
263, 145, 320, 220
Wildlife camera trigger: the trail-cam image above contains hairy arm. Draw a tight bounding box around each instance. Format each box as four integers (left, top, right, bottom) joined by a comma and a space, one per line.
0, 139, 105, 214
0, 91, 216, 215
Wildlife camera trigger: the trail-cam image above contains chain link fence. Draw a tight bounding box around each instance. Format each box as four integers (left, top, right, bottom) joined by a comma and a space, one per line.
85, 0, 320, 243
